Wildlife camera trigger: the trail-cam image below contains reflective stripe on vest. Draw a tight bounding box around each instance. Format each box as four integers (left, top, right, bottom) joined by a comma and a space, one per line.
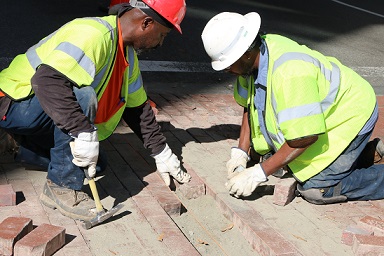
266, 53, 340, 146
26, 17, 113, 74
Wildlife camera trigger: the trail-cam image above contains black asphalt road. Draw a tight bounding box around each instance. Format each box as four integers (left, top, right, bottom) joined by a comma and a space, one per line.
1, 0, 383, 93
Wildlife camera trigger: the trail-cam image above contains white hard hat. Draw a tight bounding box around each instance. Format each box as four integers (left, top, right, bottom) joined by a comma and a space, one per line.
201, 12, 261, 71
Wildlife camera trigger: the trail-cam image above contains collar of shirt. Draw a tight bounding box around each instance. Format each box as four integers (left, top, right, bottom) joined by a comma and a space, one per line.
255, 40, 268, 87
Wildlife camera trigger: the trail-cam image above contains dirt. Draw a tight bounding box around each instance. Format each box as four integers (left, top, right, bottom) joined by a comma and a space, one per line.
172, 193, 258, 256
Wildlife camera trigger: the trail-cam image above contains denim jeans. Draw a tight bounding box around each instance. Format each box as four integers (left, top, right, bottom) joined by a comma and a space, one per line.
0, 87, 107, 190
302, 131, 384, 201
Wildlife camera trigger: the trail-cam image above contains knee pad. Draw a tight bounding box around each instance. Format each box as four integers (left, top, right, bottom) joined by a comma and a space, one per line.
296, 183, 347, 205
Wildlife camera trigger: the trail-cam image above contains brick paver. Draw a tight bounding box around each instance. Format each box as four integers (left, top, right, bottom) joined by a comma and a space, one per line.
0, 216, 32, 256
0, 184, 16, 206
341, 225, 373, 246
272, 177, 297, 206
358, 215, 384, 236
0, 91, 383, 255
14, 223, 65, 256
352, 234, 384, 255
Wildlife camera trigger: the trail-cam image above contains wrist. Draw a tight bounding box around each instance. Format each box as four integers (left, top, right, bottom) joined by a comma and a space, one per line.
258, 163, 267, 178
69, 126, 97, 139
231, 147, 250, 161
153, 143, 170, 159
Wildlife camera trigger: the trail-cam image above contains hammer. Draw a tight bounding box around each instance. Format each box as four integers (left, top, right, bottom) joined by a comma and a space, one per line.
82, 169, 124, 229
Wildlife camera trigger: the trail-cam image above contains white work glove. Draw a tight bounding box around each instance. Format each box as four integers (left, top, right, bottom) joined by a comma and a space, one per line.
225, 164, 267, 198
226, 147, 249, 179
70, 130, 99, 178
154, 144, 191, 186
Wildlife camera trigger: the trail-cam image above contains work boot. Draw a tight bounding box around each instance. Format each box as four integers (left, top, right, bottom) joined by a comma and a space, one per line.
374, 138, 384, 164
40, 179, 97, 221
0, 129, 19, 156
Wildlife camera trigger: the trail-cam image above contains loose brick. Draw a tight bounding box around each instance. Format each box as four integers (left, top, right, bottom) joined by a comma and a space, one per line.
178, 179, 205, 200
14, 223, 65, 256
352, 234, 384, 255
272, 178, 297, 206
148, 185, 182, 216
0, 184, 16, 206
358, 215, 384, 236
341, 225, 373, 246
176, 164, 206, 199
0, 217, 33, 256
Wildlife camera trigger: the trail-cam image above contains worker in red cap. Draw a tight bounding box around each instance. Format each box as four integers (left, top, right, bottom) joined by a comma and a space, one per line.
0, 0, 190, 221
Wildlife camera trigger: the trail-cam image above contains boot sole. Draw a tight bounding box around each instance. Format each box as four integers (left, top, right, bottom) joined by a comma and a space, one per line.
39, 193, 95, 222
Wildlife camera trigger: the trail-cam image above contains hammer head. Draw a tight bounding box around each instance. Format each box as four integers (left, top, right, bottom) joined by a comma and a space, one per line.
82, 203, 124, 229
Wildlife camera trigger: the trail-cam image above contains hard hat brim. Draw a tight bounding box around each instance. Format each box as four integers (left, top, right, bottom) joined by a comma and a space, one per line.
211, 12, 261, 71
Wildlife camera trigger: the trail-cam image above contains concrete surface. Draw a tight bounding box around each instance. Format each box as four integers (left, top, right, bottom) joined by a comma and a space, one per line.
1, 80, 384, 255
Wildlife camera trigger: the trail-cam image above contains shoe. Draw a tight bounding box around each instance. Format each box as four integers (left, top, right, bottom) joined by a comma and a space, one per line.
0, 129, 19, 156
40, 179, 97, 221
373, 138, 384, 163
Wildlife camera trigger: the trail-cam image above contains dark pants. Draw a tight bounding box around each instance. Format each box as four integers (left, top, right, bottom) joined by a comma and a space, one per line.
0, 87, 107, 190
302, 131, 384, 201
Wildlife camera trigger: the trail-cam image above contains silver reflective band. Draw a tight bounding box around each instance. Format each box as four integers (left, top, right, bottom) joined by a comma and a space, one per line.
87, 17, 115, 41
272, 52, 340, 125
56, 42, 96, 78
130, 0, 149, 9
26, 33, 56, 69
26, 17, 115, 73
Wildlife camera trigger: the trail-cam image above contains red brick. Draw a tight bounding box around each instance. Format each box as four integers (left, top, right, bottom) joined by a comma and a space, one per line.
358, 215, 384, 236
0, 217, 33, 256
341, 225, 373, 246
149, 186, 182, 216
176, 164, 206, 199
14, 223, 65, 256
273, 178, 297, 206
0, 184, 16, 206
352, 234, 384, 255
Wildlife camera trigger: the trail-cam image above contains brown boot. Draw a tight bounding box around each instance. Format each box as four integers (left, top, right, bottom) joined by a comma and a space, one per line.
40, 179, 97, 221
374, 138, 384, 164
0, 129, 18, 156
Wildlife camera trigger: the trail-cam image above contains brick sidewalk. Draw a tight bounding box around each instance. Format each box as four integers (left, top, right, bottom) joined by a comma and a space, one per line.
1, 92, 383, 255
151, 92, 384, 256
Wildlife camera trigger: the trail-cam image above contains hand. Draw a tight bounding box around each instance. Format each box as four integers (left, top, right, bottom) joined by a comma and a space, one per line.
226, 147, 249, 179
154, 144, 191, 186
225, 164, 267, 198
70, 130, 99, 178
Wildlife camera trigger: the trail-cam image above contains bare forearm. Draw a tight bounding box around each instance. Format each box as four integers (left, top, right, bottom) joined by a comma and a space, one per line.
261, 135, 318, 176
238, 108, 251, 152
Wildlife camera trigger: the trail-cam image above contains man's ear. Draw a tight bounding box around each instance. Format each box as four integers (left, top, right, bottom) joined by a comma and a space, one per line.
142, 16, 155, 31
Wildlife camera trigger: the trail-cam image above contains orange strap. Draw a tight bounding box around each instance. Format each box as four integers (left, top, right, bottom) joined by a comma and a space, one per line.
94, 20, 128, 124
0, 91, 4, 97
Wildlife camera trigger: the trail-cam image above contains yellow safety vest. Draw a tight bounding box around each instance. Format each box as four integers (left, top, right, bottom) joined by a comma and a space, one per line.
234, 34, 376, 182
0, 16, 147, 140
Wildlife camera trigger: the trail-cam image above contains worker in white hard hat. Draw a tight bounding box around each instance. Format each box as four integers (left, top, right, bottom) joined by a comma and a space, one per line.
201, 12, 384, 204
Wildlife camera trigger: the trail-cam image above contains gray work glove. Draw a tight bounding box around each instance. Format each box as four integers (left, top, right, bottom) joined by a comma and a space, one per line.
226, 147, 249, 179
154, 144, 191, 186
225, 164, 267, 198
70, 130, 99, 178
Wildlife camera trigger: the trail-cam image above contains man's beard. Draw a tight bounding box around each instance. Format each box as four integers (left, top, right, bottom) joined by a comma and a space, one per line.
135, 46, 157, 56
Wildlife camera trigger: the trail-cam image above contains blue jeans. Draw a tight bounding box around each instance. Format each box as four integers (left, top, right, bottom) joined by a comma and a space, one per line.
0, 87, 107, 190
302, 131, 384, 201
